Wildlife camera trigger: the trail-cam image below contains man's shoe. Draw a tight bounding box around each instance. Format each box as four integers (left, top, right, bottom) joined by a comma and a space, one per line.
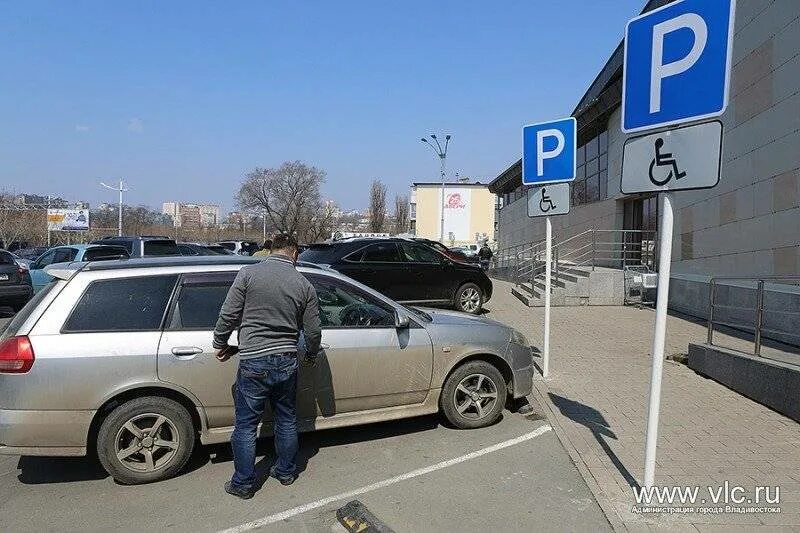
224, 481, 255, 500
270, 465, 296, 486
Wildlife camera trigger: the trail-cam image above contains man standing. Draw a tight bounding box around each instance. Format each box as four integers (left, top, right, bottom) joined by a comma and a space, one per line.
213, 233, 321, 499
478, 241, 493, 271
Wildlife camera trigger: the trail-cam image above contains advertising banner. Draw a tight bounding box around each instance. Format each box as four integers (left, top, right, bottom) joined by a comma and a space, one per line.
47, 209, 90, 231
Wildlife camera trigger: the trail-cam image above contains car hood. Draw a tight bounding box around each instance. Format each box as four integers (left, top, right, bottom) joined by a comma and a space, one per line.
411, 307, 507, 329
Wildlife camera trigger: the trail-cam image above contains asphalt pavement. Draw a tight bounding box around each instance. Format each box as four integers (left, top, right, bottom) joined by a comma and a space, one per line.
0, 315, 611, 532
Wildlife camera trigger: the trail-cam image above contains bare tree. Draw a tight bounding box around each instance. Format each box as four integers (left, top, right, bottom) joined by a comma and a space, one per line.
303, 201, 340, 243
393, 194, 409, 234
368, 179, 387, 233
236, 161, 326, 237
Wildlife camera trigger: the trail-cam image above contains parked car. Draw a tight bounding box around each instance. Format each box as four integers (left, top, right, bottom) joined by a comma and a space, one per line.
28, 244, 130, 293
300, 238, 493, 314
216, 240, 259, 256
176, 243, 224, 256
13, 247, 48, 261
9, 252, 32, 270
0, 256, 532, 484
90, 236, 180, 258
0, 250, 33, 311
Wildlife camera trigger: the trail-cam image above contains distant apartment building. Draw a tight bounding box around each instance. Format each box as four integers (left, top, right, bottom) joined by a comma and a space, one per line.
162, 202, 220, 228
409, 181, 496, 245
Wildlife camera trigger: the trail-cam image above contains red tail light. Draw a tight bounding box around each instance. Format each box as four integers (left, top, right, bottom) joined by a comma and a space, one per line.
0, 336, 35, 373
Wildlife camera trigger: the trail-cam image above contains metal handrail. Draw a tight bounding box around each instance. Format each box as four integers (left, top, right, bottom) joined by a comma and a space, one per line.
707, 275, 800, 356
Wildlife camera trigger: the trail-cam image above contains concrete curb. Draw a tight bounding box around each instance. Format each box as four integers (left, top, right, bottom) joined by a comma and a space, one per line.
530, 381, 629, 533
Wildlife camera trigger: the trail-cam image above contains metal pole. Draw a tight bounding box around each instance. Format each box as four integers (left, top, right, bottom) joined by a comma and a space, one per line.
46, 195, 51, 246
440, 155, 446, 242
754, 280, 765, 356
262, 211, 267, 241
643, 192, 674, 489
591, 229, 596, 271
707, 279, 716, 345
543, 216, 552, 379
117, 179, 123, 237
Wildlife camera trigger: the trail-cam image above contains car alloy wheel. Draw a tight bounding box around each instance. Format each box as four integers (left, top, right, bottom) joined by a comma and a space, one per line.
459, 287, 481, 313
453, 373, 498, 420
114, 413, 180, 473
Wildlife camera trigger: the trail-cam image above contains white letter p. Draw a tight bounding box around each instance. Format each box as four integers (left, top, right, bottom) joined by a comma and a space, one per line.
650, 13, 708, 113
536, 129, 565, 177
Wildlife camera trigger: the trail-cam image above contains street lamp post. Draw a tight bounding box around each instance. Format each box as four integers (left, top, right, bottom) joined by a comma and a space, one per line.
421, 134, 451, 242
100, 179, 128, 237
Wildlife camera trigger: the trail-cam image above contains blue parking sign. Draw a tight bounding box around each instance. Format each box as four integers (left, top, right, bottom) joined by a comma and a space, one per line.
622, 0, 736, 133
522, 117, 576, 185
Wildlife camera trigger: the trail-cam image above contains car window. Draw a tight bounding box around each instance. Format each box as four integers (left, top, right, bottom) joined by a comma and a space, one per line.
0, 251, 15, 265
306, 274, 395, 328
218, 242, 236, 251
143, 240, 179, 256
350, 242, 401, 263
34, 249, 57, 268
63, 275, 178, 332
400, 243, 443, 264
170, 273, 236, 329
82, 246, 129, 261
53, 248, 78, 263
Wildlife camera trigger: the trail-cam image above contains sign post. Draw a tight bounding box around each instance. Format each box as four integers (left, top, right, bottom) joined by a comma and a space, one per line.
523, 119, 576, 379
621, 0, 735, 488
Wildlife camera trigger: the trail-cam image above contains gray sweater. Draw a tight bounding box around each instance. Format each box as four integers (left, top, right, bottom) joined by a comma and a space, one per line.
213, 255, 322, 359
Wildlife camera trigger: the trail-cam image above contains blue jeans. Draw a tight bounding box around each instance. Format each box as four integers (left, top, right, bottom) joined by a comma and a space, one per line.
230, 353, 298, 490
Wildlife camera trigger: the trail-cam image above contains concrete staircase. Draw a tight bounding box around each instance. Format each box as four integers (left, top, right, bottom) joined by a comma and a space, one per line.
510, 264, 624, 307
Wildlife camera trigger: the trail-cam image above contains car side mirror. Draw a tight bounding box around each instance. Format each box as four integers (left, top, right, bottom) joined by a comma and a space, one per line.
394, 310, 410, 329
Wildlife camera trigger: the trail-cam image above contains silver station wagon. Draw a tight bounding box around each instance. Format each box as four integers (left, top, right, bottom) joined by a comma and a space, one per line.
0, 257, 533, 484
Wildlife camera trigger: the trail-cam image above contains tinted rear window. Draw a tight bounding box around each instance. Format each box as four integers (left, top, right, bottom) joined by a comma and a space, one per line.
63, 275, 178, 332
349, 242, 401, 262
143, 240, 179, 256
218, 242, 236, 251
0, 251, 16, 265
83, 246, 129, 261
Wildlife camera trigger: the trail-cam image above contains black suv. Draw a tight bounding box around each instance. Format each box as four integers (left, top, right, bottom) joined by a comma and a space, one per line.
0, 249, 32, 311
90, 236, 180, 258
299, 238, 492, 314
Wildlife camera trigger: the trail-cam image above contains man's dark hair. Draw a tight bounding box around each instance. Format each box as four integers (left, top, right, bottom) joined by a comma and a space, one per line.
271, 233, 298, 252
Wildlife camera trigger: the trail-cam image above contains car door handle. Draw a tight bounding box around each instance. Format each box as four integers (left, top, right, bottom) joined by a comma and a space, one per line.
171, 346, 203, 357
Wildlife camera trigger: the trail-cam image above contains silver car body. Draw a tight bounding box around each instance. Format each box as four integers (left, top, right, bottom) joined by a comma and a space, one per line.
0, 257, 533, 457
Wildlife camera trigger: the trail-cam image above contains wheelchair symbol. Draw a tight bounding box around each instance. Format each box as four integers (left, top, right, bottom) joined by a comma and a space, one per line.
539, 187, 557, 213
648, 137, 686, 186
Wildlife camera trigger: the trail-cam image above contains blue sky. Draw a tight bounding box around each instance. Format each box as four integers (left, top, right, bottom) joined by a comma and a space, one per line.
0, 0, 643, 213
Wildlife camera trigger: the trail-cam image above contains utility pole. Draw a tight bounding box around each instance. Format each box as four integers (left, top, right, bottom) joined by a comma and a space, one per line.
421, 134, 451, 242
100, 179, 128, 237
46, 195, 51, 246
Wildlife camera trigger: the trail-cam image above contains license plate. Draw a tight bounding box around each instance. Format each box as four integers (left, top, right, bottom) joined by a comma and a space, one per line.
0, 274, 8, 281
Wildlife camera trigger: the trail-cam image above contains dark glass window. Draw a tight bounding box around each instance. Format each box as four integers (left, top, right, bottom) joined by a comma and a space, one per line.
599, 153, 608, 172
143, 240, 179, 256
305, 275, 394, 328
586, 174, 600, 203
64, 275, 178, 332
400, 243, 443, 263
576, 145, 586, 166
83, 246, 128, 261
0, 251, 15, 265
576, 165, 586, 180
171, 276, 234, 329
353, 242, 401, 263
52, 248, 78, 264
586, 136, 599, 161
599, 130, 608, 153
586, 157, 599, 176
599, 170, 608, 200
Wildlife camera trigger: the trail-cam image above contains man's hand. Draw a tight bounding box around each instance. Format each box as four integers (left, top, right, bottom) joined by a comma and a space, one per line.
216, 345, 238, 362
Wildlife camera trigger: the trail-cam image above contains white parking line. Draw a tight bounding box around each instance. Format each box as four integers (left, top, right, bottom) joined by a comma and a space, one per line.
219, 424, 553, 533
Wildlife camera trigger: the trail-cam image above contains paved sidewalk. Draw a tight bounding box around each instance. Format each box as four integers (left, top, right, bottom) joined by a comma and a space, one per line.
486, 279, 800, 532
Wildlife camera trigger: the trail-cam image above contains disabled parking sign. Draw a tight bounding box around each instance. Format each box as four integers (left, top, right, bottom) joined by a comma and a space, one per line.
622, 0, 736, 133
527, 182, 570, 218
522, 117, 576, 185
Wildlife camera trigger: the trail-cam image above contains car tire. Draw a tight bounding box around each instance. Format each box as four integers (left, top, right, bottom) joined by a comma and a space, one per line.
97, 397, 195, 485
454, 282, 483, 314
440, 360, 507, 429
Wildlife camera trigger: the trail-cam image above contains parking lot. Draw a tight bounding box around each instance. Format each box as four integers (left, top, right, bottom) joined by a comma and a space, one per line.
0, 312, 611, 532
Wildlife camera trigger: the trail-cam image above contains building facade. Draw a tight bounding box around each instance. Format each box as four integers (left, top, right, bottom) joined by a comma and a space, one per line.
162, 202, 220, 228
489, 0, 800, 316
410, 182, 496, 246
